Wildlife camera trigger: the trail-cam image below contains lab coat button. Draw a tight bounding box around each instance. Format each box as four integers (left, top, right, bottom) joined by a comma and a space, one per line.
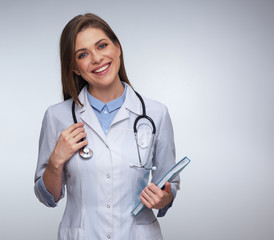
107, 205, 110, 208
106, 174, 110, 178
107, 235, 111, 239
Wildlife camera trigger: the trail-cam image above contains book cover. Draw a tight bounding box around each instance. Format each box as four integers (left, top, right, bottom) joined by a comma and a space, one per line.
131, 156, 191, 216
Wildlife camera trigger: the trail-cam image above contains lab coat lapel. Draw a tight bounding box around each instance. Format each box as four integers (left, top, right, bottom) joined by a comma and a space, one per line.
76, 84, 141, 141
77, 86, 108, 144
111, 84, 142, 127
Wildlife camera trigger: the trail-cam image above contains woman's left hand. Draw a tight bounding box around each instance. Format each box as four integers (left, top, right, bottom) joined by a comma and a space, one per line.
140, 182, 173, 209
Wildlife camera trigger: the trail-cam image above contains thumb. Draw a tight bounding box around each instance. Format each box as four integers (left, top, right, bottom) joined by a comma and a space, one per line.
163, 182, 171, 193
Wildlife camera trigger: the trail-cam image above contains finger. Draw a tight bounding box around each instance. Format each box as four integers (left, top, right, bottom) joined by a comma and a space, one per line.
72, 131, 87, 143
140, 195, 153, 209
163, 182, 171, 194
144, 186, 157, 200
147, 183, 167, 201
141, 189, 157, 208
144, 187, 163, 207
66, 122, 85, 134
147, 183, 162, 195
71, 127, 86, 139
142, 189, 155, 204
141, 189, 164, 209
59, 123, 84, 142
74, 139, 89, 151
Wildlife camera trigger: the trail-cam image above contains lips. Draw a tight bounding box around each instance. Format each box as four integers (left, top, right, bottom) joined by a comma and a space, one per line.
92, 63, 111, 73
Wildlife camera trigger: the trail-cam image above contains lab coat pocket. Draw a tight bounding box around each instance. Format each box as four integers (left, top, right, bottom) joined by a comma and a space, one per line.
58, 227, 85, 240
135, 129, 154, 168
136, 129, 151, 149
134, 220, 163, 240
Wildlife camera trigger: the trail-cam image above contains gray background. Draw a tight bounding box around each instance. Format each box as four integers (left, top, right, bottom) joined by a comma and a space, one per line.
0, 0, 273, 239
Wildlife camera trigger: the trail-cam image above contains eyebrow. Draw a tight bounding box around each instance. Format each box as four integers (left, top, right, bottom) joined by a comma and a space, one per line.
75, 38, 107, 55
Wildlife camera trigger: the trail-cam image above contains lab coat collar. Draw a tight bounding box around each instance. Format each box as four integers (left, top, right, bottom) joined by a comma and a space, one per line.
76, 83, 142, 143
123, 82, 142, 115
77, 86, 107, 144
110, 83, 142, 127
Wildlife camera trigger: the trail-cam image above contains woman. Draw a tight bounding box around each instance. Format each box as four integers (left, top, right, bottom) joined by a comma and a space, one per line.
34, 13, 179, 240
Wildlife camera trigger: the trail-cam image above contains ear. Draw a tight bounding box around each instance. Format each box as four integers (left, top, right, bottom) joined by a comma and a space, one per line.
73, 67, 81, 76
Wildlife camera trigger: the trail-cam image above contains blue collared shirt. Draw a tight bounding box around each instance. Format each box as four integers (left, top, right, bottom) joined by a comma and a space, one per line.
87, 84, 127, 135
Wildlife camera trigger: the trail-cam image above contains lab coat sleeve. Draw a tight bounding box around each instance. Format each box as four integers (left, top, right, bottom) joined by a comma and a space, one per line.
151, 105, 180, 217
34, 107, 65, 207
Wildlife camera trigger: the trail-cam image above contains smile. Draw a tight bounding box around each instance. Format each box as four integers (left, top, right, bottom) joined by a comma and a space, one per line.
92, 63, 111, 73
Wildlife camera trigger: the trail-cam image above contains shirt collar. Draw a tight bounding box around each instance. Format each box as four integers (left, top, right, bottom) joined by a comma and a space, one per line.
87, 82, 127, 113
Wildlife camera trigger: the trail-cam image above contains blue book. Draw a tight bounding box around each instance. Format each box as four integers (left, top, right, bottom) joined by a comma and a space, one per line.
131, 156, 191, 216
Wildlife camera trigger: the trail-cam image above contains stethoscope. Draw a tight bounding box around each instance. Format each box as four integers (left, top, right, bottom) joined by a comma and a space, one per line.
72, 91, 157, 170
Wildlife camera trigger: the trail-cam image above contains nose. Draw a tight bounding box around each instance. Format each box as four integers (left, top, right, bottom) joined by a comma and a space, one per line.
90, 52, 103, 64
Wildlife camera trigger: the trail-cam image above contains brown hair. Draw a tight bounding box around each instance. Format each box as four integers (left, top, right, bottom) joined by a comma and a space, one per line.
60, 13, 131, 105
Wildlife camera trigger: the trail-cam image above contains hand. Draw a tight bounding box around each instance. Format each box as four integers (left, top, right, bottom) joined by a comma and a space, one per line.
140, 182, 173, 209
50, 122, 88, 168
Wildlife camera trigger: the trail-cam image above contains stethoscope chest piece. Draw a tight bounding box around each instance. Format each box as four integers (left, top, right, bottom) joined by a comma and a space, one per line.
79, 147, 93, 159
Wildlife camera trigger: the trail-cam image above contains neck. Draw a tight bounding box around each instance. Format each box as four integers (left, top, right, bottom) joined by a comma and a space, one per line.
88, 80, 124, 103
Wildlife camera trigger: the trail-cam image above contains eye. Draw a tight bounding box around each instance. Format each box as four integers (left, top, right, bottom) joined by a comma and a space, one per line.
78, 52, 87, 59
99, 43, 108, 50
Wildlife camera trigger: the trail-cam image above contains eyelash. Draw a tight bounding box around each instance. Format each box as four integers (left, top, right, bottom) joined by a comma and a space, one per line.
78, 53, 87, 59
99, 43, 108, 49
77, 43, 108, 59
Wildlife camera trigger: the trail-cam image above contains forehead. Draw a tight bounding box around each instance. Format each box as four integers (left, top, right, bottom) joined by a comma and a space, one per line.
75, 27, 108, 49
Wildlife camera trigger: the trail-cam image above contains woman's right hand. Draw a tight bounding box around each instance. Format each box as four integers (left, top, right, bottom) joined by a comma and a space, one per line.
49, 122, 88, 168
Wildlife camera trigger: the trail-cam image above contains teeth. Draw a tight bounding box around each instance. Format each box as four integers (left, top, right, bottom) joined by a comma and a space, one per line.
94, 64, 110, 73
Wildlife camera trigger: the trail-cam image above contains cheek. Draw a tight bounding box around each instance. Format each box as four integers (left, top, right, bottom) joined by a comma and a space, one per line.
116, 47, 121, 59
111, 49, 121, 65
108, 46, 121, 60
77, 61, 89, 72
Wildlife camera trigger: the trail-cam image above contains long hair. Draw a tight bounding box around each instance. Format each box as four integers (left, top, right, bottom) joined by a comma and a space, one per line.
60, 13, 131, 105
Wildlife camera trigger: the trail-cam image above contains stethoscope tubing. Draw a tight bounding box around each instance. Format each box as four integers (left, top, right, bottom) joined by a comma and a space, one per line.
72, 90, 157, 169
72, 101, 93, 159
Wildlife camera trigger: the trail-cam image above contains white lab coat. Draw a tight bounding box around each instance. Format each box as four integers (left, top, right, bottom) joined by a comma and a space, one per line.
34, 83, 179, 240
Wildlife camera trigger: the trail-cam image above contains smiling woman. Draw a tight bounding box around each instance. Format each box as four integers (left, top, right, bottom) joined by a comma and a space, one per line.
34, 13, 179, 240
73, 28, 123, 102
59, 13, 131, 106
